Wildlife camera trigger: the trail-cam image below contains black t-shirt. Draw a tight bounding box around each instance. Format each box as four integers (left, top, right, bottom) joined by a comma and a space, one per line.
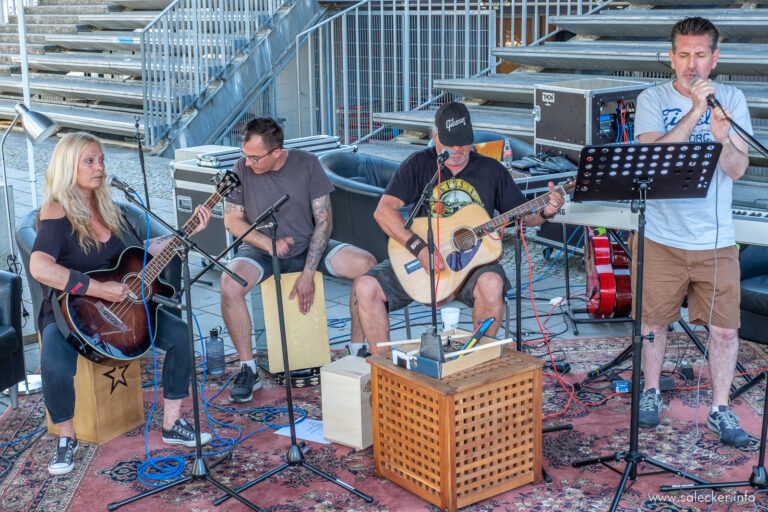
32, 216, 125, 331
385, 147, 527, 218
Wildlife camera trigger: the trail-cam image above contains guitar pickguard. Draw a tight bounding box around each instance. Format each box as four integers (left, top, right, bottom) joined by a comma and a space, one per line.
446, 240, 482, 272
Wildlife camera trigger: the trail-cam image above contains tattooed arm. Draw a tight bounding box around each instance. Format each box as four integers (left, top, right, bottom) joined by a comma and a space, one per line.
223, 201, 293, 255
289, 194, 333, 314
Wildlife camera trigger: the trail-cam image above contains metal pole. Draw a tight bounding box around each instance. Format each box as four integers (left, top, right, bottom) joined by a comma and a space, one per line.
15, 0, 37, 208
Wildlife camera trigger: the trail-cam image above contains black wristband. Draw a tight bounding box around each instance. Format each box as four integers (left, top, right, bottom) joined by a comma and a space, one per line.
405, 234, 427, 257
540, 209, 556, 220
65, 270, 90, 295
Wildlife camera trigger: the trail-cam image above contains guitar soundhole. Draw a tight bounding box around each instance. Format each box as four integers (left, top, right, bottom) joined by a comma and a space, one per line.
123, 273, 152, 304
452, 228, 477, 252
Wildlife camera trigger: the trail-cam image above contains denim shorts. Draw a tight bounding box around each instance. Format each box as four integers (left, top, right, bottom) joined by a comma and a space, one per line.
365, 260, 510, 312
230, 239, 348, 284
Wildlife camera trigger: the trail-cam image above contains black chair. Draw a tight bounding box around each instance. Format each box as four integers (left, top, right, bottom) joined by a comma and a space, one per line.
0, 270, 24, 408
15, 201, 182, 337
321, 151, 400, 262
739, 244, 768, 344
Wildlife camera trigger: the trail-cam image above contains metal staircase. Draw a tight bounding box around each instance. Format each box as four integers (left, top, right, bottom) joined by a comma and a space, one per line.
365, 0, 768, 205
0, 0, 323, 153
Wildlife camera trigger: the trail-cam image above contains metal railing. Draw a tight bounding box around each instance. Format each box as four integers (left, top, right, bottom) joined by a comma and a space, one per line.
2, 0, 36, 25
141, 0, 283, 147
295, 0, 611, 144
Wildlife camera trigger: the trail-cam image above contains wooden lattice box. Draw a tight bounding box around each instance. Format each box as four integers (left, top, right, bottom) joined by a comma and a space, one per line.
368, 349, 543, 512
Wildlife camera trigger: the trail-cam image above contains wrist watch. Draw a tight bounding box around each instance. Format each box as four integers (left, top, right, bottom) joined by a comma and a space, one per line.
540, 209, 556, 220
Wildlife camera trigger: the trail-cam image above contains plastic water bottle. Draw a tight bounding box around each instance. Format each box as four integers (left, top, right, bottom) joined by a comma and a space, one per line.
206, 328, 224, 375
502, 138, 513, 168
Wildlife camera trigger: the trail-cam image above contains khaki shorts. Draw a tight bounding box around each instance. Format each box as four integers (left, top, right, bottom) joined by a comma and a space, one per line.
631, 236, 740, 329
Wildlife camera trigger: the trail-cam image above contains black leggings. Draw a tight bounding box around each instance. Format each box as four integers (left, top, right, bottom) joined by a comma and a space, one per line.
41, 308, 191, 424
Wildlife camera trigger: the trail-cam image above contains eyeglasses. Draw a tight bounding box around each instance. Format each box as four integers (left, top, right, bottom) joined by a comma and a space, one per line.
243, 147, 276, 164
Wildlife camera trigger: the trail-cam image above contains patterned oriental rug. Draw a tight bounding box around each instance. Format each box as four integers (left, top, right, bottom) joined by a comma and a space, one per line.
2, 334, 768, 512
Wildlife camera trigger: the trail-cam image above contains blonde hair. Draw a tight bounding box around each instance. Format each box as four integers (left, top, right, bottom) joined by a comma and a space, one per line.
42, 132, 126, 252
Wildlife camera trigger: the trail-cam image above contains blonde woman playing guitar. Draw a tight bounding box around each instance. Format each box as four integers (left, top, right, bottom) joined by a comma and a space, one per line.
30, 132, 215, 475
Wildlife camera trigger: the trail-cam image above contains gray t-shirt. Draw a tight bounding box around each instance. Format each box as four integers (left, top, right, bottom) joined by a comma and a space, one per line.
634, 80, 752, 250
227, 149, 334, 257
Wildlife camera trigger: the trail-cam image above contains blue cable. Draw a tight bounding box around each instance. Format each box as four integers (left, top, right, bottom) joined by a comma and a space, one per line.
132, 192, 185, 486
0, 426, 46, 448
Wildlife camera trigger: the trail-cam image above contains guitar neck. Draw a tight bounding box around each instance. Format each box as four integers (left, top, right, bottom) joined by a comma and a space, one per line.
473, 185, 563, 235
142, 190, 224, 283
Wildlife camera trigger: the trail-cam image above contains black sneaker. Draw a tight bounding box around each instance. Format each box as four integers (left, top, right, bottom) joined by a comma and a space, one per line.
228, 364, 262, 403
708, 406, 750, 447
48, 437, 78, 475
161, 418, 213, 447
638, 388, 663, 428
356, 344, 371, 358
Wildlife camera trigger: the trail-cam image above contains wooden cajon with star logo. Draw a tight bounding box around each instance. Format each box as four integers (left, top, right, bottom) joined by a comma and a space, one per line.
46, 355, 144, 444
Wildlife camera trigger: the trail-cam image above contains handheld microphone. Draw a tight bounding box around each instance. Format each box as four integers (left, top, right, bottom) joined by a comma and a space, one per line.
107, 176, 135, 194
690, 76, 721, 109
436, 148, 452, 164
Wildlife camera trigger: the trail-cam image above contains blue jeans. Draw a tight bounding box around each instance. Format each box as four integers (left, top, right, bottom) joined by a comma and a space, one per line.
41, 308, 191, 424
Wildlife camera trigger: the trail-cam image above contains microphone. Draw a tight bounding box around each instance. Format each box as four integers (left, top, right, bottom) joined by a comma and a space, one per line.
690, 76, 721, 109
107, 176, 135, 194
436, 148, 452, 164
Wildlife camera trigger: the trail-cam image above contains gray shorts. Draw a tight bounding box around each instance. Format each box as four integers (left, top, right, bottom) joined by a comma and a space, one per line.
365, 260, 510, 312
230, 239, 348, 284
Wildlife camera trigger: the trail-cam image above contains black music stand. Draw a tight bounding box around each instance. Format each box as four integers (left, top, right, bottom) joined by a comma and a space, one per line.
213, 214, 373, 507
571, 141, 722, 511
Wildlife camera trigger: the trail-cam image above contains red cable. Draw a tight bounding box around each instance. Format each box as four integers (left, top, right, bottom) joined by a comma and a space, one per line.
517, 221, 624, 418
484, 219, 509, 241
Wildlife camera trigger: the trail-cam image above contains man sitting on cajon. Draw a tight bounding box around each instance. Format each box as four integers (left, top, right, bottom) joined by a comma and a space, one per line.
220, 118, 376, 403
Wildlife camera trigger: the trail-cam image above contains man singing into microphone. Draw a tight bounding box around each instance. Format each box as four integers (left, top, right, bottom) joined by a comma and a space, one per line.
634, 17, 752, 446
220, 118, 376, 403
353, 101, 564, 353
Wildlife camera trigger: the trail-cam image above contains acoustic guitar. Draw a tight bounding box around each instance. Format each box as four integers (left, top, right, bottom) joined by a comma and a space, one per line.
584, 227, 632, 319
60, 171, 240, 366
388, 179, 575, 305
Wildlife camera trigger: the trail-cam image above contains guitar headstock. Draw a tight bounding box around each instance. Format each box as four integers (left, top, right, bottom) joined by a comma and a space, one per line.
213, 170, 241, 197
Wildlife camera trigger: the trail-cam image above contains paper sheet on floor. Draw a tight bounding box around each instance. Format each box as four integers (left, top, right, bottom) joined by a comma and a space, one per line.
274, 419, 331, 444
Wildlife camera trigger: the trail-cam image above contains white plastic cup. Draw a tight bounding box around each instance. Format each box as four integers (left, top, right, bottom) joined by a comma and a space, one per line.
440, 307, 461, 332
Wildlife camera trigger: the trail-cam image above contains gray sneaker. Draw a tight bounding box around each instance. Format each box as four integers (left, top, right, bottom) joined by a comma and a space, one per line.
228, 364, 262, 403
708, 406, 750, 447
48, 437, 78, 475
638, 388, 663, 428
162, 418, 213, 447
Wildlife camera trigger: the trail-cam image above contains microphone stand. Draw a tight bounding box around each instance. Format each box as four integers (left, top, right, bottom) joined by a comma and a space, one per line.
135, 119, 150, 210
711, 99, 768, 159
213, 213, 374, 507
404, 156, 445, 362
106, 190, 262, 512
188, 194, 289, 288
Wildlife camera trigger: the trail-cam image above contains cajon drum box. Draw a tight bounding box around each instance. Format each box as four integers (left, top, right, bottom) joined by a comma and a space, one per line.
257, 271, 331, 373
47, 356, 144, 445
321, 356, 372, 449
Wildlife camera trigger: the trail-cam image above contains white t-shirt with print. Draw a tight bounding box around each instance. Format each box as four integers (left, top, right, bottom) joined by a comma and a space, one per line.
634, 80, 752, 250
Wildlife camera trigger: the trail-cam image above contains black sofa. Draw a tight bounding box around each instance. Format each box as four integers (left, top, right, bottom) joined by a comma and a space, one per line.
739, 244, 768, 344
16, 201, 182, 333
321, 151, 400, 262
0, 270, 24, 407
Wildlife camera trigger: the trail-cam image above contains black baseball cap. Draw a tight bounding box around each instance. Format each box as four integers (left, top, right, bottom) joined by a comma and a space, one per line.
435, 101, 474, 146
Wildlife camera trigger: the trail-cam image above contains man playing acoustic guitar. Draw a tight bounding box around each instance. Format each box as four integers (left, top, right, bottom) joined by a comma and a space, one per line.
353, 102, 565, 353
